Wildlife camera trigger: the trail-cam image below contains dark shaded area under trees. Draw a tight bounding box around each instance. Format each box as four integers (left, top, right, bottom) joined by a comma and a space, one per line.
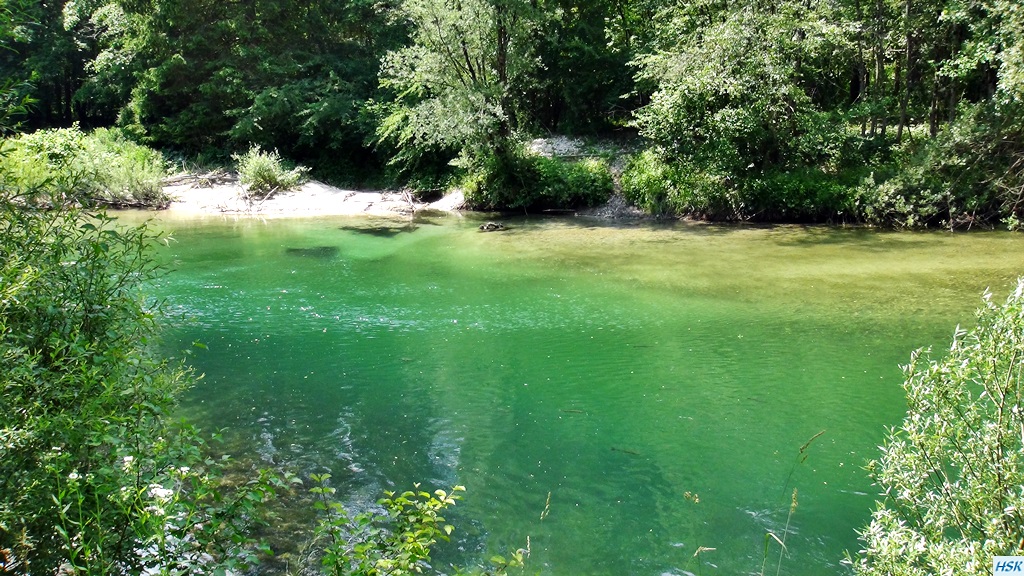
1, 0, 1022, 226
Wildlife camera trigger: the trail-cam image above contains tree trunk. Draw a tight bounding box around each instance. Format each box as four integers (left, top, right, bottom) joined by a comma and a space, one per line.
854, 0, 869, 136
948, 78, 957, 123
874, 0, 887, 139
616, 0, 632, 51
491, 0, 516, 136
947, 25, 959, 124
897, 0, 912, 143
893, 57, 903, 137
495, 2, 514, 135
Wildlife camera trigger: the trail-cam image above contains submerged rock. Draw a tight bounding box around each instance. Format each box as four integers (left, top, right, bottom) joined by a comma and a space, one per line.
285, 246, 339, 258
479, 221, 506, 232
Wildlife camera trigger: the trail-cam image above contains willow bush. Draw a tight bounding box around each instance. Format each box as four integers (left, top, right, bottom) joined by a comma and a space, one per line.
463, 149, 613, 211
0, 149, 520, 575
855, 279, 1024, 575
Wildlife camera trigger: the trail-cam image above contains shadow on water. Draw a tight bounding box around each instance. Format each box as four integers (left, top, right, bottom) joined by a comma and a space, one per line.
340, 223, 419, 237
767, 225, 943, 250
413, 208, 456, 223
284, 245, 340, 258
509, 216, 945, 251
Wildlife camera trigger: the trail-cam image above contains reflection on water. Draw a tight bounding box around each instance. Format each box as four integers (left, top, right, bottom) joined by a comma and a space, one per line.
133, 212, 1024, 576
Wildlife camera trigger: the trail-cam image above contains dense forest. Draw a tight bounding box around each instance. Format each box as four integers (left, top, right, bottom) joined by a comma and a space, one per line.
1, 0, 1023, 223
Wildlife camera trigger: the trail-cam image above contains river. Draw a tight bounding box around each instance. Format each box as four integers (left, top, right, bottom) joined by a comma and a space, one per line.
133, 211, 1024, 576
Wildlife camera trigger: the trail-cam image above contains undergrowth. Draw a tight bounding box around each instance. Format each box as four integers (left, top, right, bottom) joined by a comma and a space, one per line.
0, 124, 169, 207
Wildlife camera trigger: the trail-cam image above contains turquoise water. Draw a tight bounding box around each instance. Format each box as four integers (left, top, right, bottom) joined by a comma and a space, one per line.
135, 212, 1024, 575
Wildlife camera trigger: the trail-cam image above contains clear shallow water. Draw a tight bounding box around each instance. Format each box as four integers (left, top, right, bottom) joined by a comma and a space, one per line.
132, 212, 1024, 576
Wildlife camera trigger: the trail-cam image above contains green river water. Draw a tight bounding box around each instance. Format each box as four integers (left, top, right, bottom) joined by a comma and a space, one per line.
134, 211, 1024, 576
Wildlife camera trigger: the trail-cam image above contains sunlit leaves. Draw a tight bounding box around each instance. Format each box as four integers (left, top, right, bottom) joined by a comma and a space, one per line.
0, 177, 289, 573
310, 475, 469, 576
378, 0, 542, 158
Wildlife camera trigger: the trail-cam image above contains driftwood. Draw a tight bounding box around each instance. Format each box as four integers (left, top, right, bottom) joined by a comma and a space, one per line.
244, 186, 279, 212
162, 170, 238, 188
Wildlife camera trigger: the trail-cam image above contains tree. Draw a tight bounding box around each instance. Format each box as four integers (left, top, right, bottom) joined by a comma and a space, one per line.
0, 0, 130, 128
632, 0, 851, 174
527, 0, 653, 133
854, 279, 1024, 575
119, 0, 400, 176
377, 0, 543, 166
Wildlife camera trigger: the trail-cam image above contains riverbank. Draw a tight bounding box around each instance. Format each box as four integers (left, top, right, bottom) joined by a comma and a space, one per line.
161, 172, 467, 218
159, 168, 647, 220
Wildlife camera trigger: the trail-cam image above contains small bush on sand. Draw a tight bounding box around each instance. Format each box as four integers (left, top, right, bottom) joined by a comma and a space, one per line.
233, 145, 308, 200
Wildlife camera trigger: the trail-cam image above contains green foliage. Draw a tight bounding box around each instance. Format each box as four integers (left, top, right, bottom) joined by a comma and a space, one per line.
1, 0, 1020, 224
120, 0, 400, 172
620, 150, 739, 220
0, 185, 281, 573
619, 149, 670, 214
1, 125, 169, 207
527, 156, 614, 209
528, 0, 651, 133
71, 3, 149, 125
0, 79, 33, 136
233, 144, 309, 198
620, 0, 1024, 226
632, 0, 849, 174
309, 478, 527, 576
624, 149, 857, 222
621, 149, 724, 217
853, 104, 1024, 229
311, 477, 462, 575
378, 0, 543, 168
463, 149, 613, 211
854, 279, 1024, 575
742, 169, 855, 223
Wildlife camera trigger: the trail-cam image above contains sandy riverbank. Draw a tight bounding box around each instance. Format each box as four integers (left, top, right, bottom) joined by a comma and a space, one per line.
158, 163, 646, 220
161, 174, 466, 218
155, 137, 648, 219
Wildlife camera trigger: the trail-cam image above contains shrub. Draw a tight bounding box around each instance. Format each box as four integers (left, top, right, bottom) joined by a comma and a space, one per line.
740, 168, 855, 223
233, 145, 309, 199
0, 153, 515, 576
531, 155, 613, 208
854, 279, 1024, 576
853, 165, 945, 229
0, 183, 279, 572
852, 104, 1023, 229
80, 128, 170, 206
621, 149, 677, 215
463, 148, 613, 211
624, 149, 869, 222
0, 125, 169, 207
620, 150, 735, 219
310, 478, 528, 575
